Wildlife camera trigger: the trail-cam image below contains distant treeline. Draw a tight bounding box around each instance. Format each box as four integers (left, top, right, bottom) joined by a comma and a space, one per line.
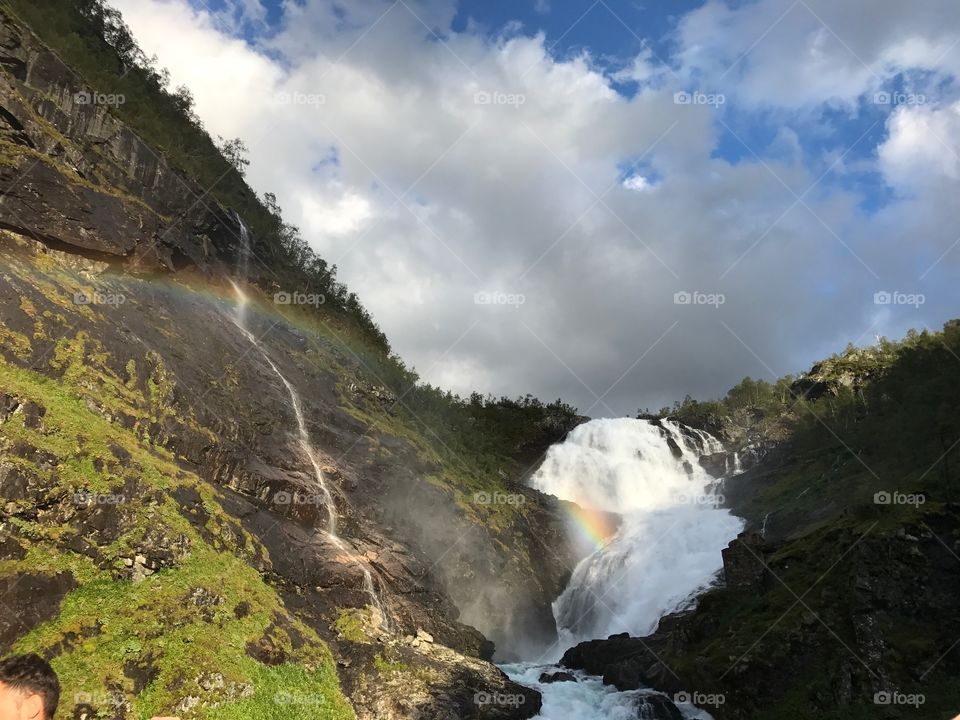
653, 321, 960, 497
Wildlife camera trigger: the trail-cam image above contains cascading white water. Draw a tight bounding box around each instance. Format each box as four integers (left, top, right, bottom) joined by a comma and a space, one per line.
503, 418, 743, 719
531, 418, 744, 645
228, 222, 388, 628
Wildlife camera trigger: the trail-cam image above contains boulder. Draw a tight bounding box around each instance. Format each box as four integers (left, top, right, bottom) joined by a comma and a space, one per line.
538, 671, 577, 684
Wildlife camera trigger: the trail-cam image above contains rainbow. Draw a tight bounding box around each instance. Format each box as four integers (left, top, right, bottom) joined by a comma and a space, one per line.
565, 500, 618, 551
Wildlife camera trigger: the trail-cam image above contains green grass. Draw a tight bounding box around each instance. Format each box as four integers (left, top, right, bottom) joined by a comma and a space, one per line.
207, 664, 354, 720
334, 608, 373, 645
0, 354, 354, 720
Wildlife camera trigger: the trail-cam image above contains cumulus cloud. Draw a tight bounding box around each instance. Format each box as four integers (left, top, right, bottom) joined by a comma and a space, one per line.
112, 0, 960, 415
674, 0, 960, 109
879, 102, 960, 188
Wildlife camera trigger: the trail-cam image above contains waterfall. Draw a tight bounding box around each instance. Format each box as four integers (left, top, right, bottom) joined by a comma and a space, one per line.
501, 418, 738, 719
233, 210, 251, 289
530, 418, 744, 646
226, 221, 388, 629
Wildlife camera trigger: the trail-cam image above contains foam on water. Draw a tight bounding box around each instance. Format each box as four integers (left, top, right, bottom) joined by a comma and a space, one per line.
530, 417, 743, 643
507, 417, 743, 717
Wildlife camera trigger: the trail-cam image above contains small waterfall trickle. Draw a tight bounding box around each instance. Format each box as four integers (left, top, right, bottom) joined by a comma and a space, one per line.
226, 220, 388, 629
233, 211, 251, 283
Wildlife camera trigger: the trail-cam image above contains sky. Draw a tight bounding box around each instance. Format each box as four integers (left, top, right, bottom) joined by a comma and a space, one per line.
111, 0, 960, 416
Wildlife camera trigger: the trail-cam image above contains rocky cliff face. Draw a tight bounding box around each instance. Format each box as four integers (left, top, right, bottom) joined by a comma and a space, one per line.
0, 9, 587, 719
561, 510, 960, 719
0, 7, 246, 271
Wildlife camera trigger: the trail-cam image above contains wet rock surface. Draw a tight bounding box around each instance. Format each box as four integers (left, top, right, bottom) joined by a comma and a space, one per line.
0, 572, 77, 651
0, 8, 249, 272
0, 215, 577, 716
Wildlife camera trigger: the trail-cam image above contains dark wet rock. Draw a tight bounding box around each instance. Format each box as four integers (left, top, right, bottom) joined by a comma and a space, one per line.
234, 601, 252, 619
108, 442, 133, 467
721, 531, 770, 592
0, 8, 250, 273
561, 633, 662, 687
538, 671, 576, 683
0, 392, 21, 421
245, 614, 307, 667
634, 694, 683, 720
7, 441, 58, 469
20, 400, 45, 428
699, 451, 728, 477
0, 533, 25, 561
0, 462, 47, 504
0, 572, 76, 652
665, 436, 683, 459
123, 654, 160, 694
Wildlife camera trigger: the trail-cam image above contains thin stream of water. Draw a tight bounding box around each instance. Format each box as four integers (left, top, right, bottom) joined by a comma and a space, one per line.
228, 276, 389, 629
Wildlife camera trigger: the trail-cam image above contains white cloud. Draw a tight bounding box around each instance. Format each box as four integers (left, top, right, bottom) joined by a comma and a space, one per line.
879, 102, 960, 189
674, 0, 960, 109
622, 174, 654, 192
111, 0, 960, 414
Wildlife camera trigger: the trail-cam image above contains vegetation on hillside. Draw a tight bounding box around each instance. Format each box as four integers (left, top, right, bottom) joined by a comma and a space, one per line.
644, 321, 960, 538
3, 0, 583, 464
2, 0, 386, 350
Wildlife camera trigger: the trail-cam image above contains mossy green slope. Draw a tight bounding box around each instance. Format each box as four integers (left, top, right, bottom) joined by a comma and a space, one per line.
0, 358, 354, 720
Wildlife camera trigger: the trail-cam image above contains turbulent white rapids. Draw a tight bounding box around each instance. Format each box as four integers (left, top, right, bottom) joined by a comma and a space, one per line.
536, 418, 744, 644
505, 417, 744, 719
228, 222, 388, 627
